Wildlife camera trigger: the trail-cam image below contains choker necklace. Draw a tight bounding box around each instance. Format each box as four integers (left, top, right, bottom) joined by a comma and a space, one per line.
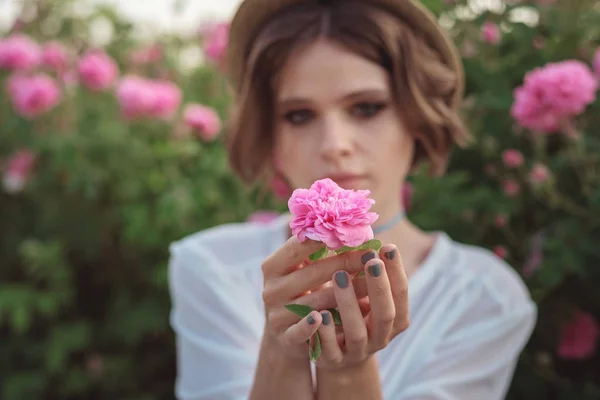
373, 211, 405, 235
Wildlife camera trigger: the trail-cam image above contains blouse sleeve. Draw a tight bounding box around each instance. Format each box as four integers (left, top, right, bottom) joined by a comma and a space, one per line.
397, 274, 537, 400
168, 239, 264, 400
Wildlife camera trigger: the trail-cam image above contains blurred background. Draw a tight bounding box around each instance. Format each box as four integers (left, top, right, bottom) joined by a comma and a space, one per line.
1, 0, 599, 399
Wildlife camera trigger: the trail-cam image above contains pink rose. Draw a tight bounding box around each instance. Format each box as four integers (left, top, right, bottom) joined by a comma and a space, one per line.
6, 73, 61, 118
0, 33, 41, 71
503, 179, 520, 197
493, 245, 508, 259
3, 149, 35, 193
248, 210, 280, 224
401, 181, 413, 211
78, 50, 118, 91
523, 231, 544, 278
183, 103, 221, 141
494, 214, 507, 228
129, 44, 162, 65
557, 309, 599, 360
529, 163, 550, 184
511, 60, 598, 133
502, 149, 524, 168
593, 48, 600, 79
271, 175, 291, 200
115, 76, 181, 120
481, 21, 501, 44
203, 22, 229, 65
288, 178, 379, 250
148, 80, 181, 119
41, 41, 69, 71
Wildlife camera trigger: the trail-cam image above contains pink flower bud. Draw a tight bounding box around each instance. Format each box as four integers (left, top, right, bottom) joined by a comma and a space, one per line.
529, 163, 550, 184
3, 149, 35, 193
557, 309, 599, 360
6, 73, 62, 118
182, 103, 221, 141
481, 22, 501, 44
78, 50, 119, 91
41, 41, 69, 71
0, 33, 41, 71
203, 22, 229, 65
493, 245, 508, 259
494, 214, 507, 228
502, 149, 524, 168
503, 179, 520, 197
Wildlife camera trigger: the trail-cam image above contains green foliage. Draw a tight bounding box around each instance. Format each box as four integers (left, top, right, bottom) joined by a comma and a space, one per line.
1, 0, 599, 398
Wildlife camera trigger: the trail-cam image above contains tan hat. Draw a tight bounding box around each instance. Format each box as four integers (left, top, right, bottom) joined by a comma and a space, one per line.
226, 0, 464, 109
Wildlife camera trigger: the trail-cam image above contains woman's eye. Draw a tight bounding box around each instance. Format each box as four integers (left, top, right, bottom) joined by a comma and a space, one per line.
283, 109, 314, 125
351, 102, 387, 118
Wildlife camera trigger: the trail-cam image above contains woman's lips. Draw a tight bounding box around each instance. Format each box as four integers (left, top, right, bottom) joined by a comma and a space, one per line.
327, 175, 367, 189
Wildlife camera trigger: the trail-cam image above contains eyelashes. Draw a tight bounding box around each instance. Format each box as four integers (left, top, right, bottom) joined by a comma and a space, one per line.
282, 101, 389, 126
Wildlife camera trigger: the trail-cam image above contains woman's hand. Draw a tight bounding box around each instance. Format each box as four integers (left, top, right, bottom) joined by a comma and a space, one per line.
312, 244, 410, 370
261, 235, 372, 360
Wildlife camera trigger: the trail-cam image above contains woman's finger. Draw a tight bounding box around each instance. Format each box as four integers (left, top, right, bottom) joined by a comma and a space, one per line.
380, 245, 410, 333
333, 270, 368, 357
262, 236, 324, 278
291, 275, 369, 311
317, 311, 343, 364
364, 258, 395, 348
282, 310, 322, 346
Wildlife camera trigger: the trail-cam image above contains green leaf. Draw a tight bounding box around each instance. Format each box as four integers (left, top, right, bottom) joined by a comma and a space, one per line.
309, 332, 322, 362
284, 304, 313, 319
335, 239, 383, 255
327, 308, 343, 326
309, 246, 328, 261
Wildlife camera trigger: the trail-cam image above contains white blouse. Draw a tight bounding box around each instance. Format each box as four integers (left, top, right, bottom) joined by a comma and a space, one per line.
168, 214, 537, 400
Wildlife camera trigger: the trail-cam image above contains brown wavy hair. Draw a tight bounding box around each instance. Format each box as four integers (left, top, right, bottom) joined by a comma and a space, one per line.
224, 0, 470, 185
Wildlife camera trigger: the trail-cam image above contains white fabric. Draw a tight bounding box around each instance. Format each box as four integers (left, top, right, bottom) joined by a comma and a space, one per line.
168, 214, 537, 400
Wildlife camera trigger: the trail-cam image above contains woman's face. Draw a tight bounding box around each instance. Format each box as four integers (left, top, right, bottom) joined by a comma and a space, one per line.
274, 39, 414, 217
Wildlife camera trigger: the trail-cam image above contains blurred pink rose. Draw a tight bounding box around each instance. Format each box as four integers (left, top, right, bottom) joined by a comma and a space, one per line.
529, 163, 550, 184
503, 179, 520, 197
557, 309, 599, 360
149, 80, 181, 119
593, 48, 600, 79
523, 231, 544, 278
183, 103, 221, 141
3, 149, 35, 193
401, 181, 413, 211
116, 76, 181, 120
0, 33, 41, 71
511, 60, 598, 133
41, 41, 69, 71
494, 214, 507, 228
288, 178, 379, 250
493, 245, 508, 259
502, 149, 524, 168
271, 175, 291, 200
78, 50, 118, 91
6, 73, 62, 118
481, 22, 501, 44
248, 210, 281, 224
203, 22, 229, 65
129, 44, 162, 65
485, 163, 497, 177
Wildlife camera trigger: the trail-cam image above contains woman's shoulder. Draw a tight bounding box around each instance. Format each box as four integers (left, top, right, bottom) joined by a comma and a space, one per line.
169, 213, 289, 271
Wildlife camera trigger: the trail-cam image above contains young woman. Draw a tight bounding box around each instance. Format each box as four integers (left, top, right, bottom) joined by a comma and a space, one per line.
168, 0, 537, 399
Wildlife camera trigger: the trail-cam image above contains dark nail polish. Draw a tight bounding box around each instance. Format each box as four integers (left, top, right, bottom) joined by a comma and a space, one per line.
321, 312, 331, 325
335, 271, 349, 288
385, 249, 396, 260
361, 251, 376, 265
368, 262, 382, 277
307, 313, 316, 325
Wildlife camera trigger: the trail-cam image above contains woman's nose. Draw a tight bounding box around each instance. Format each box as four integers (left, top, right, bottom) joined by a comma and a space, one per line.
318, 114, 354, 161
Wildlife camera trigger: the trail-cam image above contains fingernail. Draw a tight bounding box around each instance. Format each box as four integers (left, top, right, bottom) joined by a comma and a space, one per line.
385, 248, 396, 260
307, 312, 316, 325
368, 262, 382, 277
361, 251, 376, 264
335, 271, 349, 288
321, 312, 331, 325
